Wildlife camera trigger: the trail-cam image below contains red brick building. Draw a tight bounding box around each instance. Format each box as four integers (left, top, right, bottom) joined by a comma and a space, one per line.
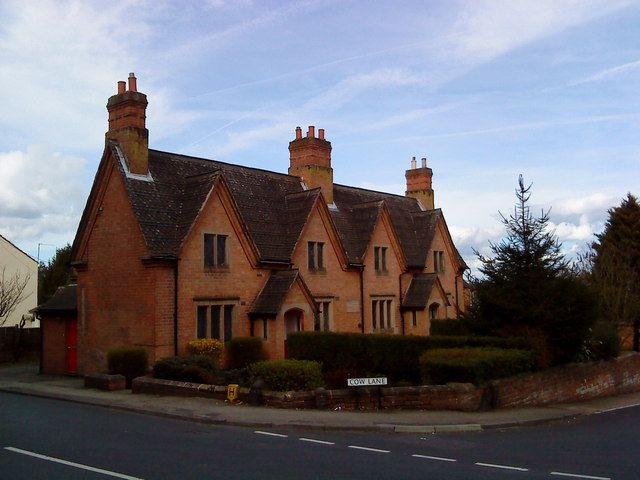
64, 74, 468, 374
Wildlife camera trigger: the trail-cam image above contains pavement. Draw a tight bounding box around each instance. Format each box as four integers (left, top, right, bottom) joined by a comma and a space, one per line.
2, 362, 640, 433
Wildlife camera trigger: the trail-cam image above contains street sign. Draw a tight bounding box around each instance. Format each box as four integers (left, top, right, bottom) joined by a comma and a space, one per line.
347, 377, 388, 387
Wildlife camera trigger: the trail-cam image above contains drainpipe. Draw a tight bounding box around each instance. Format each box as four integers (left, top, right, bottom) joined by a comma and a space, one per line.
399, 272, 405, 335
455, 271, 461, 318
359, 267, 365, 333
173, 260, 179, 356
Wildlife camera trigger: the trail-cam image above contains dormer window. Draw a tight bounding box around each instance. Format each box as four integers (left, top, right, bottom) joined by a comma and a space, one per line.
308, 241, 325, 271
374, 246, 387, 273
204, 233, 228, 268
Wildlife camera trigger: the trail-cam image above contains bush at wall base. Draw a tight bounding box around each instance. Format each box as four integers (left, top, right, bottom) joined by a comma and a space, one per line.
248, 359, 324, 392
106, 346, 149, 388
153, 355, 219, 383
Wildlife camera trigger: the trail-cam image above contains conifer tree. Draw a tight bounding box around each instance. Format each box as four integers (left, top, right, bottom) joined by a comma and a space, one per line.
38, 244, 72, 303
467, 176, 596, 365
592, 194, 640, 349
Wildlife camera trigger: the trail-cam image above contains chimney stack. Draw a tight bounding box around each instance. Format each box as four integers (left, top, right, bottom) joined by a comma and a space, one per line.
106, 73, 149, 175
405, 155, 434, 210
288, 125, 333, 204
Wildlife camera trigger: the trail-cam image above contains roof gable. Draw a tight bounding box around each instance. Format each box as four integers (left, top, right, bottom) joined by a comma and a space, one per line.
401, 273, 449, 310
79, 145, 463, 271
249, 269, 315, 318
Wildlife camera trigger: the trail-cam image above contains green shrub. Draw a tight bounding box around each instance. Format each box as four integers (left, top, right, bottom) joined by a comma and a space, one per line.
419, 348, 537, 386
583, 321, 620, 361
248, 359, 324, 391
287, 332, 531, 385
107, 346, 148, 387
225, 337, 267, 369
430, 320, 469, 336
153, 355, 218, 383
178, 366, 215, 384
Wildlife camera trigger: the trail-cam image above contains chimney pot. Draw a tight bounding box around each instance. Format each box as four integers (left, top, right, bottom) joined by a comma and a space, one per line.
295, 126, 302, 139
318, 128, 325, 140
411, 156, 417, 169
117, 81, 126, 94
307, 126, 315, 138
128, 72, 137, 92
421, 157, 427, 168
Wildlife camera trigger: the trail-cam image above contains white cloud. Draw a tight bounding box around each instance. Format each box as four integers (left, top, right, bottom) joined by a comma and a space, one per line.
447, 0, 631, 65
566, 59, 640, 87
0, 146, 87, 253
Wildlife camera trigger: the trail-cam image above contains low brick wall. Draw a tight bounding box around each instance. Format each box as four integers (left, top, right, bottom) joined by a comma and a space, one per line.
84, 373, 126, 391
132, 376, 251, 402
129, 353, 640, 411
492, 352, 640, 408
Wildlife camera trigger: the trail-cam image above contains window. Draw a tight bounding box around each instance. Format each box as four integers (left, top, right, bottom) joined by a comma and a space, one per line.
314, 300, 331, 331
196, 304, 234, 341
433, 250, 445, 273
412, 310, 417, 327
374, 246, 387, 273
204, 233, 228, 268
429, 303, 439, 321
263, 318, 268, 339
371, 298, 393, 331
308, 241, 325, 271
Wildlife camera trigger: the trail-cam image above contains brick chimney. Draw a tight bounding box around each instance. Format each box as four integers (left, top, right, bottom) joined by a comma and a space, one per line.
288, 126, 333, 204
405, 156, 434, 209
106, 73, 149, 175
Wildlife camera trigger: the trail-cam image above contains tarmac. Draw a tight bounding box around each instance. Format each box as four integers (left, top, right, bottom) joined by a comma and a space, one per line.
2, 362, 640, 433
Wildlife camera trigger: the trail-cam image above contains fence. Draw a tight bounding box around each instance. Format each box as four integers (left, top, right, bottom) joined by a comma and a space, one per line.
0, 326, 40, 362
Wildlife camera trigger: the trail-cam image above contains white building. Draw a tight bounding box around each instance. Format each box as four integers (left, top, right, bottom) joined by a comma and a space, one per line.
0, 234, 38, 328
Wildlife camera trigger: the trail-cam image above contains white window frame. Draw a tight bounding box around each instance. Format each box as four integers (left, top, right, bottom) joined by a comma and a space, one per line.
371, 297, 394, 332
314, 298, 333, 332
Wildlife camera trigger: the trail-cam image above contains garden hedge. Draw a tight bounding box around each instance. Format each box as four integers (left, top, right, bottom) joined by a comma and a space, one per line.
419, 347, 537, 386
287, 332, 531, 384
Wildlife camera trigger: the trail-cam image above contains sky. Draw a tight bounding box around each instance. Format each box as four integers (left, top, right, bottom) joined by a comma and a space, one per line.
0, 0, 638, 272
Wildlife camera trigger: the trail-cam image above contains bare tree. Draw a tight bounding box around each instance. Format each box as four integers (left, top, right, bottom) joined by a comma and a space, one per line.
0, 266, 31, 327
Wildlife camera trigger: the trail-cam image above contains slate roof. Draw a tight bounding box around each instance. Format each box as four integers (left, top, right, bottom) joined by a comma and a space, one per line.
249, 270, 301, 317
401, 274, 438, 309
110, 144, 466, 270
34, 284, 77, 315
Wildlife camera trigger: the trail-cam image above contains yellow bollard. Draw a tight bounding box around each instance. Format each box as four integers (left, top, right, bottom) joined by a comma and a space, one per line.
227, 384, 239, 403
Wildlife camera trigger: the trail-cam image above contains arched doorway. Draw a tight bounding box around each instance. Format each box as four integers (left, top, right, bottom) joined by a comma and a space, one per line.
284, 308, 304, 357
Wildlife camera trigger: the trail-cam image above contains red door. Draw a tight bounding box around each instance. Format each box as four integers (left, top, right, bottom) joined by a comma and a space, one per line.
65, 319, 78, 374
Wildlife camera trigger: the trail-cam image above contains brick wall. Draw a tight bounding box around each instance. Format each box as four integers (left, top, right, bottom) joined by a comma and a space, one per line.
492, 352, 640, 408
133, 353, 640, 411
77, 161, 159, 374
40, 319, 66, 374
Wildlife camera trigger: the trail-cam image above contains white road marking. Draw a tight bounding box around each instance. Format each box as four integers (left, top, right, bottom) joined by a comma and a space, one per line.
299, 438, 335, 445
348, 445, 390, 453
551, 472, 611, 480
595, 402, 640, 415
412, 454, 457, 462
4, 447, 143, 480
254, 430, 288, 438
475, 462, 529, 472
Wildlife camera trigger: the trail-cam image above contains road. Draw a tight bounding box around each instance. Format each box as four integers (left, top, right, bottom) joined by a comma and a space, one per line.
0, 392, 637, 479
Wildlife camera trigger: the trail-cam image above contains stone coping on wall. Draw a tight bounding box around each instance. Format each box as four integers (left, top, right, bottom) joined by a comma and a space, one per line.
130, 352, 640, 411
